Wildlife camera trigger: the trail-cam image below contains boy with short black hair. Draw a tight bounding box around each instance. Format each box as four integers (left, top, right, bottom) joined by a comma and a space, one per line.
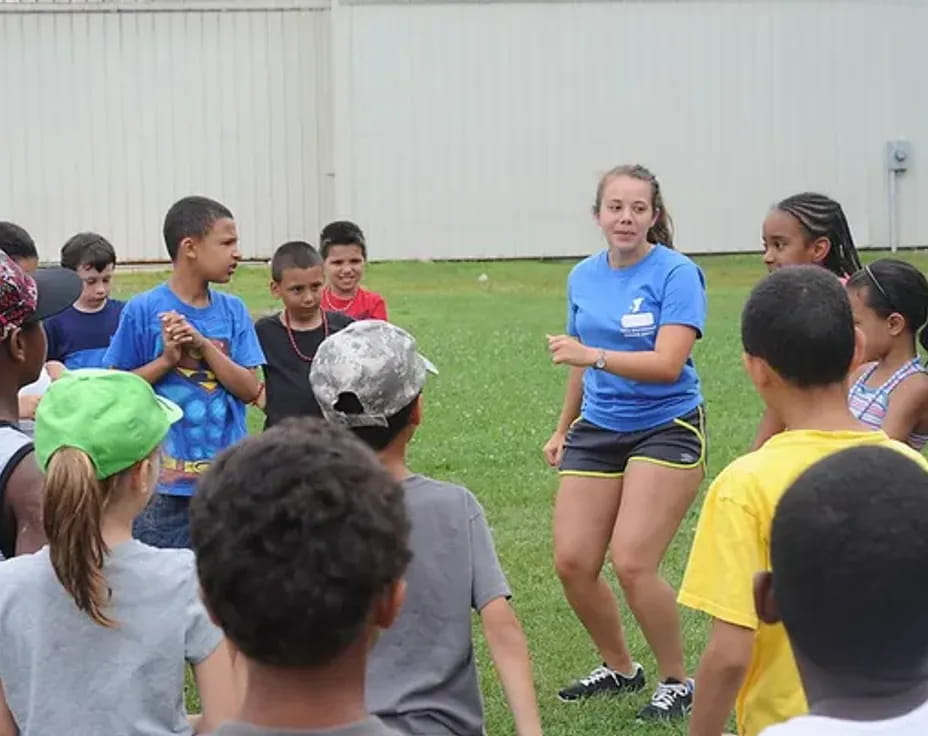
679, 265, 928, 736
43, 232, 124, 369
319, 221, 388, 320
190, 417, 410, 736
0, 222, 39, 274
755, 445, 928, 735
255, 241, 352, 429
104, 196, 265, 549
311, 320, 542, 736
0, 250, 80, 558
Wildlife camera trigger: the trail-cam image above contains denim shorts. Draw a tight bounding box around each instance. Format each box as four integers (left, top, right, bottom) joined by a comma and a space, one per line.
559, 405, 707, 477
133, 493, 192, 549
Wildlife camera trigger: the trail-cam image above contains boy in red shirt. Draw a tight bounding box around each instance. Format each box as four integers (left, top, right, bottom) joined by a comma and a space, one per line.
319, 221, 388, 321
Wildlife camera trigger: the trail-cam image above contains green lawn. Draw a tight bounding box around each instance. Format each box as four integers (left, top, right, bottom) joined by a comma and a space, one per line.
114, 250, 928, 734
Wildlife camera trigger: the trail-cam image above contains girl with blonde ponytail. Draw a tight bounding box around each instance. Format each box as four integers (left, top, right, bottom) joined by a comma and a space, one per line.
0, 369, 238, 736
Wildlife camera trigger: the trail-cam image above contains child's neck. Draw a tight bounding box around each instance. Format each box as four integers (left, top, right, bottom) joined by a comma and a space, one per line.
378, 442, 412, 484
281, 308, 322, 332
101, 509, 135, 549
73, 299, 107, 314
772, 384, 867, 434
871, 341, 918, 381
168, 270, 210, 308
802, 662, 928, 722
0, 374, 19, 425
238, 650, 369, 730
325, 284, 359, 301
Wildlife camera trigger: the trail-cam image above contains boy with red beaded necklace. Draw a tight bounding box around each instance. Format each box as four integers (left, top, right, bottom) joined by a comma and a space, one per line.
320, 221, 388, 321
255, 241, 352, 429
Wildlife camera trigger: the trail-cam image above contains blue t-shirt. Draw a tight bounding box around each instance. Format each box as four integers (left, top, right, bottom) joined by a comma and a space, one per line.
43, 300, 125, 369
566, 246, 706, 432
103, 284, 265, 497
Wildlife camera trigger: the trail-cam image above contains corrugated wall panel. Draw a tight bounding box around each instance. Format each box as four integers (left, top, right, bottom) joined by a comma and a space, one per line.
341, 0, 928, 259
0, 6, 329, 261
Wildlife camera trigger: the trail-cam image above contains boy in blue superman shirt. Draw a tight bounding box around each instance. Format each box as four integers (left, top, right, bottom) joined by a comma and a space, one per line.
104, 196, 265, 548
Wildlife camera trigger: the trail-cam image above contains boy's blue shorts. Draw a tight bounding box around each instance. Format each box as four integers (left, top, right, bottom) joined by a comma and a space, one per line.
133, 493, 192, 549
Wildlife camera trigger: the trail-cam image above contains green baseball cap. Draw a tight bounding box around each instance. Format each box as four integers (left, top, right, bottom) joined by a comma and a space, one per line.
35, 369, 183, 479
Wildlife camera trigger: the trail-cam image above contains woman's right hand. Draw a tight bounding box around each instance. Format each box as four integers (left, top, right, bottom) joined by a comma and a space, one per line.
542, 430, 567, 468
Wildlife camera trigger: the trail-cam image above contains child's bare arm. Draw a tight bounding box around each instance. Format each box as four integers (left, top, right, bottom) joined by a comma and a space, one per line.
689, 619, 753, 736
18, 393, 40, 421
480, 598, 542, 736
6, 453, 46, 555
45, 361, 66, 380
192, 640, 240, 734
0, 678, 15, 736
883, 375, 928, 443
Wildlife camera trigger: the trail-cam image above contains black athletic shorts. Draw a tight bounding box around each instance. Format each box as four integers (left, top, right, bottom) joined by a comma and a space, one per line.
559, 405, 706, 477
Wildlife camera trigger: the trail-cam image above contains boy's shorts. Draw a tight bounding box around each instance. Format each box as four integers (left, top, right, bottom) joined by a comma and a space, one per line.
559, 406, 706, 477
133, 493, 192, 549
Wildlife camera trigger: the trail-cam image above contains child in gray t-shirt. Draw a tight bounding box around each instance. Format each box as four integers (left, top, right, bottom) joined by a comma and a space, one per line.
189, 418, 411, 736
0, 370, 238, 736
311, 321, 543, 736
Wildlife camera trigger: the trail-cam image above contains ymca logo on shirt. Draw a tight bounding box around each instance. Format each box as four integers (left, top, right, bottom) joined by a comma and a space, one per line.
620, 295, 656, 337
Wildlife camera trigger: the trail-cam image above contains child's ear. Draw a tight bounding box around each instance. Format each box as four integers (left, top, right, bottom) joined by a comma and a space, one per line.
179, 237, 198, 261
133, 457, 156, 495
409, 396, 423, 427
742, 352, 771, 389
887, 312, 906, 337
754, 571, 781, 625
373, 579, 406, 631
810, 236, 832, 266
7, 327, 26, 364
269, 280, 281, 299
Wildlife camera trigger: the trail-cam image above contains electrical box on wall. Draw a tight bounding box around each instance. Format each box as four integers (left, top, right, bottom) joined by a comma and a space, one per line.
886, 139, 911, 171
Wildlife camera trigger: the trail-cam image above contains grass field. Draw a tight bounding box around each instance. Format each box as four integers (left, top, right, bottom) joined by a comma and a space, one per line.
113, 250, 928, 734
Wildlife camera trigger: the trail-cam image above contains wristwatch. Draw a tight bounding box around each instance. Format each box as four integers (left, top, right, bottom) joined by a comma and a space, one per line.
593, 349, 607, 370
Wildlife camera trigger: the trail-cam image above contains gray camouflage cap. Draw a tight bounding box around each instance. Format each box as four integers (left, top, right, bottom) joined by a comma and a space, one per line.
310, 320, 438, 428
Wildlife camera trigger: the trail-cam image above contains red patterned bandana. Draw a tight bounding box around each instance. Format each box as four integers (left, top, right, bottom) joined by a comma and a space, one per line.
0, 252, 38, 341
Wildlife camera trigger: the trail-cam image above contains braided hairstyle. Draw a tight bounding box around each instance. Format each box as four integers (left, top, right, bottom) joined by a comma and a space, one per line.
594, 164, 674, 249
775, 193, 862, 278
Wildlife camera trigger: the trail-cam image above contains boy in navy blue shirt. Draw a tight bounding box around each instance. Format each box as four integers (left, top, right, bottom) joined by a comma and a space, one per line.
43, 233, 125, 369
104, 196, 265, 548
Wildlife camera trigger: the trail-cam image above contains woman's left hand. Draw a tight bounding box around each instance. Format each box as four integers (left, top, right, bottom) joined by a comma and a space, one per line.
547, 335, 597, 367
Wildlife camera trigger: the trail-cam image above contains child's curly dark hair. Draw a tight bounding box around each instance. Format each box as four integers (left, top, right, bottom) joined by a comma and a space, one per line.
190, 417, 411, 667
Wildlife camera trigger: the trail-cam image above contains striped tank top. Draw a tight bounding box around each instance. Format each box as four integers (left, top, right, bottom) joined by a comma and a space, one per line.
848, 358, 928, 450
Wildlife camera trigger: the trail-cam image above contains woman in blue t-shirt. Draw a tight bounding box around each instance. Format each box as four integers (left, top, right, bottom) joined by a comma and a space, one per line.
544, 164, 707, 721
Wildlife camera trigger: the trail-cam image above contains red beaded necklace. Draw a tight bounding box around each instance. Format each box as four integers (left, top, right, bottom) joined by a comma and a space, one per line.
283, 310, 329, 363
321, 286, 359, 314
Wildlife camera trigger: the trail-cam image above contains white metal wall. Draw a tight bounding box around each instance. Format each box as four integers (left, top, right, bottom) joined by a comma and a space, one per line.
3, 1, 926, 261
336, 0, 928, 259
0, 1, 331, 262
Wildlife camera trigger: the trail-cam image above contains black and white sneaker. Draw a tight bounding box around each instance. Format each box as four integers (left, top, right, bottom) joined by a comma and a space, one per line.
557, 662, 646, 702
636, 677, 694, 721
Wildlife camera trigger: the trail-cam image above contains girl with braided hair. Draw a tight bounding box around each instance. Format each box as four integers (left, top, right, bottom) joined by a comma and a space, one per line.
752, 192, 863, 449
761, 192, 862, 277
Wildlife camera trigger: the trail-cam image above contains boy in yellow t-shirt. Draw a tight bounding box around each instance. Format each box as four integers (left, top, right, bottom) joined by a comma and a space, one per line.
679, 265, 928, 736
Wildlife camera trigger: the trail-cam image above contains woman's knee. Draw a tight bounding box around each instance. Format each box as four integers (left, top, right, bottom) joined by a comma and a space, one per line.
611, 552, 657, 593
555, 547, 602, 585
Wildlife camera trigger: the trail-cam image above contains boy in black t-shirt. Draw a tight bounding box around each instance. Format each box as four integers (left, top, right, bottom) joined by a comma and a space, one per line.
255, 241, 351, 429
